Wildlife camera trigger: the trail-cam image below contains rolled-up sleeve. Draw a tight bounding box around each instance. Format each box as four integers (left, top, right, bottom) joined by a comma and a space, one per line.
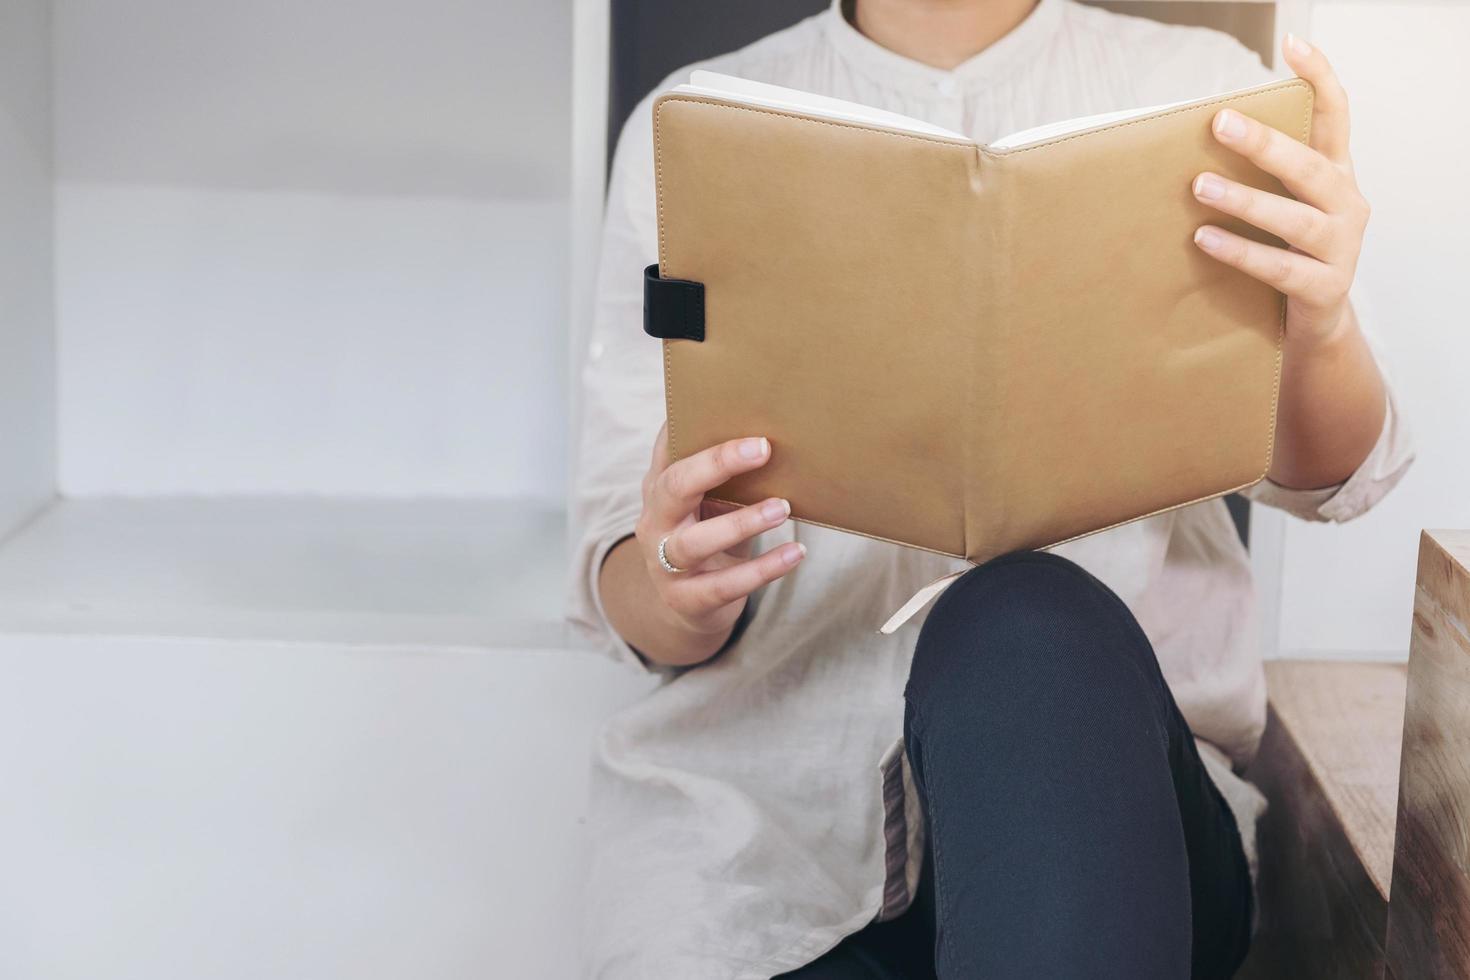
1241, 284, 1415, 522
566, 90, 670, 672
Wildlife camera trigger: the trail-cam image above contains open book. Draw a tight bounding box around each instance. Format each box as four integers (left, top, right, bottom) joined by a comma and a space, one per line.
673, 70, 1270, 148
646, 72, 1313, 581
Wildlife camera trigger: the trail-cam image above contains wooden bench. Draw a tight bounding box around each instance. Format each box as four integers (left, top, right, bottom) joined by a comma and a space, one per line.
1238, 530, 1470, 980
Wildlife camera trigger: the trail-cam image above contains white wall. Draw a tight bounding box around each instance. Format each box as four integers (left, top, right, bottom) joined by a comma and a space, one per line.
1274, 0, 1470, 659
53, 0, 572, 500
0, 0, 55, 535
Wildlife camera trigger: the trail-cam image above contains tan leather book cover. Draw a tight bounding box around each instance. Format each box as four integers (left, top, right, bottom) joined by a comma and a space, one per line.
652, 78, 1313, 563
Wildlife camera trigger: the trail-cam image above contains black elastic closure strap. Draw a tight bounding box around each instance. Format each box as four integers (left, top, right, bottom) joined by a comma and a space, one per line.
643, 264, 705, 342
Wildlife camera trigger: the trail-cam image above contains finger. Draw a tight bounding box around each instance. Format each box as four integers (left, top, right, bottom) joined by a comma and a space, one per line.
1211, 108, 1353, 212
650, 422, 670, 475
1193, 224, 1342, 306
1192, 172, 1338, 261
699, 498, 741, 521
641, 423, 671, 503
665, 497, 790, 570
1280, 33, 1351, 165
648, 435, 771, 527
673, 541, 806, 612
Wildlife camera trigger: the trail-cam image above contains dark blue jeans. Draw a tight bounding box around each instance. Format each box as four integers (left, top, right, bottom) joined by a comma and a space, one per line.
779, 552, 1254, 980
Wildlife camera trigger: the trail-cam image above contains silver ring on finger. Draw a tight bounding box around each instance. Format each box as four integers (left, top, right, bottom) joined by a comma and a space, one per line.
657, 534, 688, 574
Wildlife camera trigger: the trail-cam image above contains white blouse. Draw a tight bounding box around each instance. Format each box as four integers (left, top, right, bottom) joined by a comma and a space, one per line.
568, 2, 1414, 976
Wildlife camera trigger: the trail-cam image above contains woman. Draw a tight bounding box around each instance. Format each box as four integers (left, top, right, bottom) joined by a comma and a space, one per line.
571, 1, 1412, 976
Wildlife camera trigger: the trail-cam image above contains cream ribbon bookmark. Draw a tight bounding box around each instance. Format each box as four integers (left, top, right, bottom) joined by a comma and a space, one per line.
877, 566, 972, 635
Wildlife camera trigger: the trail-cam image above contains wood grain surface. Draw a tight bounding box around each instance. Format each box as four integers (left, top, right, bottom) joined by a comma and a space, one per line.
1243, 660, 1406, 980
1385, 530, 1470, 980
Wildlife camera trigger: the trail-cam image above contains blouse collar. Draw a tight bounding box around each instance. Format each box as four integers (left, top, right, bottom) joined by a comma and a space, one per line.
822, 0, 1063, 92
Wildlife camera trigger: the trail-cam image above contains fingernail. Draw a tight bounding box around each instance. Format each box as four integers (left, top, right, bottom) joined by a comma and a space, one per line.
782, 542, 807, 566
1194, 227, 1224, 251
1193, 173, 1226, 201
1214, 110, 1247, 140
761, 498, 790, 522
739, 437, 769, 460
1286, 33, 1311, 57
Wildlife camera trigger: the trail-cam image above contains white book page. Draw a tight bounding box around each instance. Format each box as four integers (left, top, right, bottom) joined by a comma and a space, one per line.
672, 70, 968, 141
988, 103, 1181, 149
670, 72, 1276, 152
989, 82, 1270, 149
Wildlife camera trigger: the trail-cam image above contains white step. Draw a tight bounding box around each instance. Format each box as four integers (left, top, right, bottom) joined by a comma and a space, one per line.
0, 496, 657, 979
0, 496, 572, 649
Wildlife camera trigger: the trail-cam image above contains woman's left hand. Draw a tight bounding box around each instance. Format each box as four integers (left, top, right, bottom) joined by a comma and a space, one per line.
1191, 34, 1370, 349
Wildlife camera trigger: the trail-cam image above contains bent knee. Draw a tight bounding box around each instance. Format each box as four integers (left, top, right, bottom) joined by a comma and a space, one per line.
905, 551, 1146, 708
920, 551, 1107, 643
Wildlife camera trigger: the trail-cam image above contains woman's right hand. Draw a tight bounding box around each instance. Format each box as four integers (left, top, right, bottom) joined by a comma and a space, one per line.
600, 424, 806, 666
636, 424, 806, 635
